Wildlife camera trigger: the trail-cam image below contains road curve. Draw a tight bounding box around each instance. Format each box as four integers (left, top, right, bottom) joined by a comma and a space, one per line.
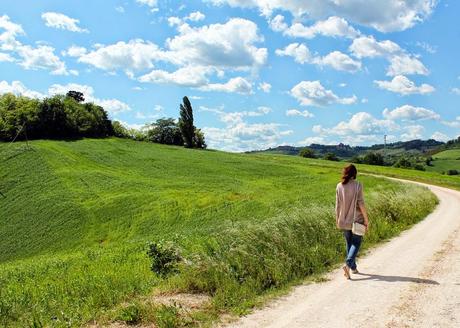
226, 178, 460, 328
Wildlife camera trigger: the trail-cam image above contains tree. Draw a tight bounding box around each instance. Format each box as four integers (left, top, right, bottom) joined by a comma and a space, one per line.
193, 128, 206, 149
324, 152, 339, 161
299, 147, 316, 158
66, 90, 85, 103
362, 152, 384, 166
178, 96, 195, 148
147, 118, 183, 145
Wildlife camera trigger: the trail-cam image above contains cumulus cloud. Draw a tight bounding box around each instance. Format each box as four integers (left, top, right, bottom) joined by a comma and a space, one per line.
350, 36, 429, 76
207, 0, 437, 32
451, 87, 460, 95
374, 75, 435, 95
258, 82, 271, 93
187, 11, 205, 22
431, 131, 449, 142
271, 15, 360, 39
0, 15, 24, 51
200, 105, 292, 151
290, 80, 357, 107
17, 44, 73, 75
286, 109, 314, 118
0, 52, 14, 62
276, 43, 311, 64
136, 0, 158, 10
276, 44, 361, 73
41, 12, 88, 33
382, 105, 440, 121
62, 45, 87, 57
166, 18, 267, 69
138, 65, 213, 87
200, 77, 253, 94
441, 117, 460, 128
78, 39, 164, 74
0, 80, 46, 98
400, 125, 425, 141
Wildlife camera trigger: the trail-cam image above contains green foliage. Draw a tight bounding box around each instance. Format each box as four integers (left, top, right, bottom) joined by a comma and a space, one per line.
178, 96, 195, 148
193, 127, 206, 149
147, 118, 183, 146
362, 152, 384, 165
147, 240, 182, 277
0, 93, 113, 141
116, 302, 143, 325
299, 147, 316, 158
323, 152, 339, 161
394, 157, 412, 168
446, 169, 458, 175
66, 90, 85, 103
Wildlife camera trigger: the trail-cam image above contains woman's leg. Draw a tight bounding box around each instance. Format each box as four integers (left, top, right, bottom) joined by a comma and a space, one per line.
345, 233, 362, 270
343, 230, 352, 261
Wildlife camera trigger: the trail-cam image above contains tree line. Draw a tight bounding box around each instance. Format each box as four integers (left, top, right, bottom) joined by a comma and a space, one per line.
0, 92, 206, 149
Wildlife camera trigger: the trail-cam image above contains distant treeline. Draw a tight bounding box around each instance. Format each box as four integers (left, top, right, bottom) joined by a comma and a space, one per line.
0, 93, 206, 149
0, 92, 113, 141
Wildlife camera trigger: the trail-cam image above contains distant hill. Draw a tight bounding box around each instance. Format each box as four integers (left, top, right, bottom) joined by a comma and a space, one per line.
248, 139, 445, 160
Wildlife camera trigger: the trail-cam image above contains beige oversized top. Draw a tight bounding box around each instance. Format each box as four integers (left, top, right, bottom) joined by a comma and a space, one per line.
335, 179, 365, 230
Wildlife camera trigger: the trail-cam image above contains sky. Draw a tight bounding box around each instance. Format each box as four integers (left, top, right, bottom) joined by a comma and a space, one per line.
1, 0, 459, 151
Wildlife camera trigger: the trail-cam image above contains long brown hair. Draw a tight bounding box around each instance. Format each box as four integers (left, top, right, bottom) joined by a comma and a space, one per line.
341, 164, 357, 184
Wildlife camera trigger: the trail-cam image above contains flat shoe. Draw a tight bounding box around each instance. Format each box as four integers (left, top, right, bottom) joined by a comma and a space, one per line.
352, 269, 359, 274
342, 265, 351, 279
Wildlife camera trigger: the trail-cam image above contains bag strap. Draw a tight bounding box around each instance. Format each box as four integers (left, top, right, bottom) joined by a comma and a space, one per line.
352, 181, 359, 223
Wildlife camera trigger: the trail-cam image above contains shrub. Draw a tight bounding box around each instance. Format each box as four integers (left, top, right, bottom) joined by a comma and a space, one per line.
147, 241, 182, 277
323, 152, 339, 161
299, 148, 316, 158
362, 152, 384, 166
447, 169, 459, 175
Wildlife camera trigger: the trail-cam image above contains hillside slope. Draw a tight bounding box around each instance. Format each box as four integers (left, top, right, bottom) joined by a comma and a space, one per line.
0, 138, 442, 327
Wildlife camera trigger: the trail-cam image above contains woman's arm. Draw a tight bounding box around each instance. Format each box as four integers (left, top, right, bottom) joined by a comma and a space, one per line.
335, 187, 341, 227
357, 183, 369, 230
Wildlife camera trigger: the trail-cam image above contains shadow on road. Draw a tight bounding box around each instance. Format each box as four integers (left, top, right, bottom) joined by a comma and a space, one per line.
351, 272, 439, 285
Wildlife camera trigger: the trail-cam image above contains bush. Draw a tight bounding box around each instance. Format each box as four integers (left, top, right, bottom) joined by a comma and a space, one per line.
447, 169, 459, 175
394, 157, 412, 168
323, 152, 339, 161
147, 241, 182, 277
362, 152, 384, 166
299, 148, 316, 158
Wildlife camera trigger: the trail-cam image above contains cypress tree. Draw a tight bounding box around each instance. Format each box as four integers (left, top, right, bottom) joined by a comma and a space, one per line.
178, 96, 195, 148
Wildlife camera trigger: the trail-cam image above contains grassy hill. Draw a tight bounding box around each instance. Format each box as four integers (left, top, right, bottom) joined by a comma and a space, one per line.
426, 149, 460, 174
0, 138, 447, 326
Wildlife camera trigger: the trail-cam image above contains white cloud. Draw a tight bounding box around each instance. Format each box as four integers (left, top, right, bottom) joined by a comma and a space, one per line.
0, 80, 45, 98
314, 51, 361, 73
382, 105, 440, 121
62, 45, 87, 57
201, 105, 291, 151
138, 65, 213, 87
441, 117, 460, 128
0, 15, 24, 51
296, 136, 328, 146
16, 44, 72, 75
187, 11, 205, 22
374, 75, 435, 95
115, 6, 125, 13
258, 82, 271, 93
0, 52, 14, 62
431, 132, 449, 142
286, 109, 314, 118
276, 44, 361, 73
290, 80, 357, 107
276, 43, 311, 64
349, 36, 429, 76
312, 111, 398, 145
416, 41, 437, 54
78, 39, 163, 73
166, 18, 267, 69
207, 0, 437, 32
41, 12, 88, 33
400, 125, 424, 141
48, 83, 131, 114
168, 17, 182, 27
200, 77, 253, 94
273, 15, 360, 39
387, 54, 429, 76
136, 0, 158, 10
451, 87, 460, 95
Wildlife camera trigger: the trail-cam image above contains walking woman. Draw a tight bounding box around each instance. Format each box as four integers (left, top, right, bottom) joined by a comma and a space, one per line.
335, 164, 369, 279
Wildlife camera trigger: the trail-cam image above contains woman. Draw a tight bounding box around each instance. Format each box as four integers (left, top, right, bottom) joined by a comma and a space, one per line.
335, 164, 369, 279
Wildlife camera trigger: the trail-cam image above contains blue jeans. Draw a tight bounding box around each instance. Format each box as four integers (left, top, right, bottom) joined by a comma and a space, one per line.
343, 230, 362, 270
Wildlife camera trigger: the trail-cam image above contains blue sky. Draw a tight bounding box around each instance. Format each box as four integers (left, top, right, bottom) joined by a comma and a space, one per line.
1, 0, 459, 151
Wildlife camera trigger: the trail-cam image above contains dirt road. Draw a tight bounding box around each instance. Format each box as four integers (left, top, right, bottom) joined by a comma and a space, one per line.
228, 179, 460, 328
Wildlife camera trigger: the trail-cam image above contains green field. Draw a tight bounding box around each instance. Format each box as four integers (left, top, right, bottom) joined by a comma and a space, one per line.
0, 138, 446, 327
426, 149, 460, 173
